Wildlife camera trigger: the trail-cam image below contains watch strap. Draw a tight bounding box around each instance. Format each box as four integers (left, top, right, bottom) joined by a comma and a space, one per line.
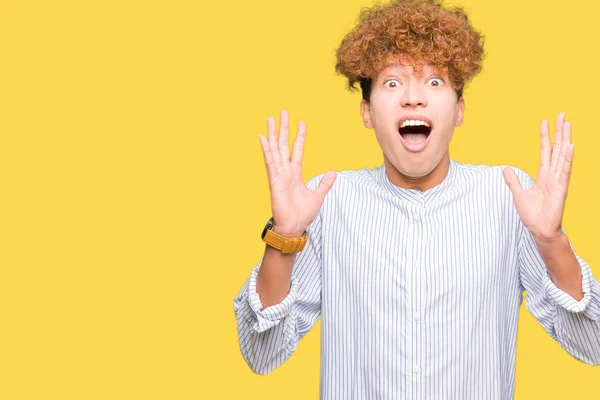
262, 228, 308, 253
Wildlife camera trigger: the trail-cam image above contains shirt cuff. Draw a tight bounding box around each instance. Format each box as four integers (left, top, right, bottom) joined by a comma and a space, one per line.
543, 258, 593, 315
247, 266, 298, 333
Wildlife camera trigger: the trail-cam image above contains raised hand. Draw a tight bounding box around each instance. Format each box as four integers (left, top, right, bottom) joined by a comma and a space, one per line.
259, 109, 336, 237
502, 112, 575, 241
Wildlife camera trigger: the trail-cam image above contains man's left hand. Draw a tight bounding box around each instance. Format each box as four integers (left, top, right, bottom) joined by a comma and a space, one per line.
502, 112, 575, 242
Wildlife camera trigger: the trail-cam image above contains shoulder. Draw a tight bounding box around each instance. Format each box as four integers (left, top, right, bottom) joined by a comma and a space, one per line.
453, 160, 535, 191
305, 165, 381, 192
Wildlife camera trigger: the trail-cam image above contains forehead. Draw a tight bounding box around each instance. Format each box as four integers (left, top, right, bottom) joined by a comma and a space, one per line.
379, 62, 444, 77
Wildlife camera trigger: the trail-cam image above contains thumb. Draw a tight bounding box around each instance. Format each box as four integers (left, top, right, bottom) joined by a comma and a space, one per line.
313, 170, 336, 200
502, 167, 523, 201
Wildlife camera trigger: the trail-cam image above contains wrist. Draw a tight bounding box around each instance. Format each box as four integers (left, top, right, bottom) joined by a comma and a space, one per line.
272, 225, 306, 238
532, 230, 566, 247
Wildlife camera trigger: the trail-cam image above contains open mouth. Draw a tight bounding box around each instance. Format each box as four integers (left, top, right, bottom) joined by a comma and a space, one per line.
397, 118, 433, 152
398, 122, 432, 144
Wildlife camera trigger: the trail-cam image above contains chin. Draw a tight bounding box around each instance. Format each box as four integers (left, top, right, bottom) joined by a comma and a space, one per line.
402, 165, 435, 180
390, 159, 434, 179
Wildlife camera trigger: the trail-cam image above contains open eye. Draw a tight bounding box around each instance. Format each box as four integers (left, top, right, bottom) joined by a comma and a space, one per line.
383, 79, 401, 88
427, 77, 444, 87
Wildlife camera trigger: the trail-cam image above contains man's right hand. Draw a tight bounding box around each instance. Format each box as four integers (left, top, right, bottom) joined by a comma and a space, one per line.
258, 109, 336, 238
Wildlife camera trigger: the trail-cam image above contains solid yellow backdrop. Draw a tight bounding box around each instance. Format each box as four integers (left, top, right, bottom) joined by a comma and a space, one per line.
1, 0, 598, 398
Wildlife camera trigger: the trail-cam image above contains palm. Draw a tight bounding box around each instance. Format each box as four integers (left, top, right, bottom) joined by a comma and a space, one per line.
259, 109, 336, 236
269, 162, 324, 230
503, 113, 575, 241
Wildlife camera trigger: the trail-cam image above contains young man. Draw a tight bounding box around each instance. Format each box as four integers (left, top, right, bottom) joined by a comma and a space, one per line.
233, 0, 600, 398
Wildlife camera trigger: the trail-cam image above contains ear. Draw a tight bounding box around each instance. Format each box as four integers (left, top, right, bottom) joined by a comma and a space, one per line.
455, 96, 465, 127
360, 99, 373, 129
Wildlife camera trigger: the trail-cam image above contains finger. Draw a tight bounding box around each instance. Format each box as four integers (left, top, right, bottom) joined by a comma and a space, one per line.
259, 134, 278, 180
539, 119, 551, 167
502, 167, 524, 202
550, 112, 565, 168
313, 170, 337, 200
278, 109, 290, 164
267, 116, 282, 167
290, 120, 306, 166
555, 121, 571, 177
559, 143, 575, 188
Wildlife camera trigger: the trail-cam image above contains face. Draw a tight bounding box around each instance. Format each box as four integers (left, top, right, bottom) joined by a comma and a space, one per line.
360, 62, 465, 190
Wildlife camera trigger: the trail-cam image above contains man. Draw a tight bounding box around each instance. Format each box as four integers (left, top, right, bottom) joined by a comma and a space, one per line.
233, 0, 600, 398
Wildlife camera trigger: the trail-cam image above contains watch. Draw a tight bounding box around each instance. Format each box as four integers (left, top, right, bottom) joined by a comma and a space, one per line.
261, 217, 308, 253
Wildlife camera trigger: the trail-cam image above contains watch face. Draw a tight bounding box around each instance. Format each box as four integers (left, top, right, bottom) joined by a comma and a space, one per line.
261, 218, 274, 240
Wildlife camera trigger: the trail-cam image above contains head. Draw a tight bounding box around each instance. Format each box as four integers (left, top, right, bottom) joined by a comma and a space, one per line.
335, 0, 485, 189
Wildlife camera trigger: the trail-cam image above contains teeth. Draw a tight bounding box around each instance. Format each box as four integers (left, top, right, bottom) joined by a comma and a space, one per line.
400, 119, 430, 128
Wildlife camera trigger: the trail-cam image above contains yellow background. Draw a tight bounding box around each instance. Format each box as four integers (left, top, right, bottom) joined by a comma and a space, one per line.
1, 0, 598, 398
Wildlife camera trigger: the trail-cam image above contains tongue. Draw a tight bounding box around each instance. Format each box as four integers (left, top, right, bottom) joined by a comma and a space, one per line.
403, 133, 428, 144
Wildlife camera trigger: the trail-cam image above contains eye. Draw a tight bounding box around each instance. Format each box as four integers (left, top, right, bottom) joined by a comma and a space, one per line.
383, 79, 401, 88
427, 77, 444, 87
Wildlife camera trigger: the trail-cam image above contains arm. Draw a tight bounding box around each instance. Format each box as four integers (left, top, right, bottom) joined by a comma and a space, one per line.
503, 113, 600, 364
232, 110, 336, 374
233, 199, 324, 374
255, 226, 305, 310
518, 217, 600, 365
534, 231, 583, 301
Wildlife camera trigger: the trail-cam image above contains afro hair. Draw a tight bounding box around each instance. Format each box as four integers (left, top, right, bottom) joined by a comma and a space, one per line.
335, 0, 485, 100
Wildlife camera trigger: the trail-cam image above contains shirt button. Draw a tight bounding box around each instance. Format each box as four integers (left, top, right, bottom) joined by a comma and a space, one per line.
413, 213, 420, 221
413, 366, 421, 375
414, 313, 421, 321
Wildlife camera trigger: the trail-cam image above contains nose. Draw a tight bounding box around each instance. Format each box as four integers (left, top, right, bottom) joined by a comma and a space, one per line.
401, 80, 427, 108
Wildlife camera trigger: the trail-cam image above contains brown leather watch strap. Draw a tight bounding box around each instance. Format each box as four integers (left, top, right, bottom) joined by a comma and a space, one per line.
262, 229, 308, 253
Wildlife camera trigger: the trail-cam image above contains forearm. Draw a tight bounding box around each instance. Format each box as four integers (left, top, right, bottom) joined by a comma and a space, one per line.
233, 235, 322, 373
519, 221, 600, 364
534, 231, 584, 301
256, 245, 297, 309
233, 273, 296, 375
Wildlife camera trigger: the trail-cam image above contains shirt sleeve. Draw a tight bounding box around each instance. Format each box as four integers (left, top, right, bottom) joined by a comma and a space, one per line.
232, 174, 325, 375
514, 169, 600, 365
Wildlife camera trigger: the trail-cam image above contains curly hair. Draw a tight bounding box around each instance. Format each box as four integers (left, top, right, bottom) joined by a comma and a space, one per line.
335, 0, 485, 101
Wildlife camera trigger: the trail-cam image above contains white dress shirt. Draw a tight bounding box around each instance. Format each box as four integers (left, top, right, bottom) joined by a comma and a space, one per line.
234, 158, 600, 399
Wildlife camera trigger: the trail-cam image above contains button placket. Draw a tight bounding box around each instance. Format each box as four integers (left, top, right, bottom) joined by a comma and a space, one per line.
411, 201, 425, 391
413, 201, 428, 393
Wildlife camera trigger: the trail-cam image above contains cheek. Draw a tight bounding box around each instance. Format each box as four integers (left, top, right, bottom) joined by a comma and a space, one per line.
371, 102, 396, 126
431, 102, 459, 126
366, 106, 383, 129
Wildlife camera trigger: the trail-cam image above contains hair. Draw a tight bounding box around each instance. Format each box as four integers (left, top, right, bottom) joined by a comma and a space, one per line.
335, 0, 485, 102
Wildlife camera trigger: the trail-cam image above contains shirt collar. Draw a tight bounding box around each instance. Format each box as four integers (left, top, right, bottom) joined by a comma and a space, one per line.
377, 158, 459, 205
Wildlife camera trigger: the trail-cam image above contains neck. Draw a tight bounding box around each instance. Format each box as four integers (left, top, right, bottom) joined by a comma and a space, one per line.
384, 153, 450, 192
